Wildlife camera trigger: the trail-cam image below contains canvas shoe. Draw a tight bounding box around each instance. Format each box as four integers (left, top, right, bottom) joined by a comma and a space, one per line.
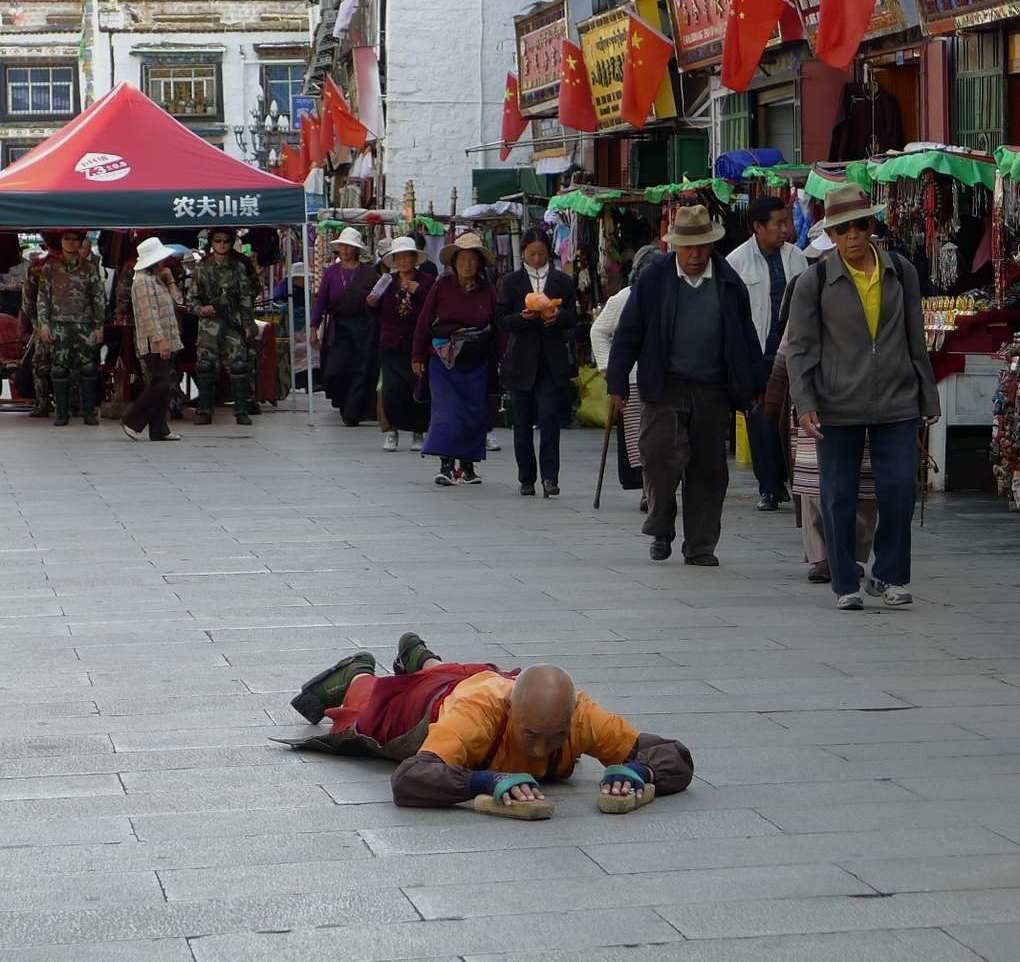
836, 592, 864, 611
290, 652, 376, 724
121, 423, 147, 442
865, 577, 912, 607
410, 433, 424, 451
383, 430, 399, 452
486, 432, 501, 452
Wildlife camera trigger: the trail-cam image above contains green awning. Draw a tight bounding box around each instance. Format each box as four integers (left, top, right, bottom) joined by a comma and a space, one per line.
741, 164, 810, 187
804, 161, 873, 201
867, 151, 995, 191
546, 189, 625, 218
644, 178, 734, 205
995, 145, 1020, 180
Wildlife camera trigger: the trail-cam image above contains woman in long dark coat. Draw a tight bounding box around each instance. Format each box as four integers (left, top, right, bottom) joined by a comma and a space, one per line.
369, 235, 434, 452
412, 233, 498, 486
310, 227, 378, 425
496, 228, 577, 497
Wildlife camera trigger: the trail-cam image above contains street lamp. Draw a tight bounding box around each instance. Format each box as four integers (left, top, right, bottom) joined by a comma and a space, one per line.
233, 91, 295, 169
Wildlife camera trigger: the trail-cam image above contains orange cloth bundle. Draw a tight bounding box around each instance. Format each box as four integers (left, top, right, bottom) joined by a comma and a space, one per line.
524, 291, 562, 320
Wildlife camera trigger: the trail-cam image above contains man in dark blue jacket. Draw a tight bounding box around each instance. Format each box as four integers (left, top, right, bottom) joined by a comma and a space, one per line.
607, 206, 765, 566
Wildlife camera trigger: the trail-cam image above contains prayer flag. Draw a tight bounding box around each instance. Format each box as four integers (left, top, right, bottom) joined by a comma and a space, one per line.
620, 13, 674, 131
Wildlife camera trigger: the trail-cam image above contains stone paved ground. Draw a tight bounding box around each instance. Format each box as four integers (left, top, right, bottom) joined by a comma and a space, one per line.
1, 407, 1019, 962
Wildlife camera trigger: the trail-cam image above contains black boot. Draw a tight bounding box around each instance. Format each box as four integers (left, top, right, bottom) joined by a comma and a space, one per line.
80, 367, 99, 425
230, 370, 252, 426
52, 374, 70, 427
193, 372, 216, 425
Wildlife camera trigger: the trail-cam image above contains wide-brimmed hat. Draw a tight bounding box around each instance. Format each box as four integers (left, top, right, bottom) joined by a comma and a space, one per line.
440, 232, 496, 267
135, 237, 177, 272
818, 184, 885, 231
806, 231, 836, 258
329, 226, 367, 251
664, 206, 725, 248
289, 261, 306, 278
383, 235, 426, 268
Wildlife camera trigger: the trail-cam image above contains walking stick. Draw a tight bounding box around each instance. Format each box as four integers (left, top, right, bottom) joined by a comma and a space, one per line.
593, 395, 618, 510
917, 422, 940, 528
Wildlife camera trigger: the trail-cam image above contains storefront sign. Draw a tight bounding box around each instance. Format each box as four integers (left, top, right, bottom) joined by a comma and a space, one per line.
798, 0, 916, 47
668, 0, 789, 72
920, 0, 1020, 33
514, 0, 566, 116
578, 0, 677, 132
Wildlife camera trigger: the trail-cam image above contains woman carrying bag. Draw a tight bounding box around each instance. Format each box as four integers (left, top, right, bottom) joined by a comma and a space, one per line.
496, 228, 577, 497
412, 233, 498, 486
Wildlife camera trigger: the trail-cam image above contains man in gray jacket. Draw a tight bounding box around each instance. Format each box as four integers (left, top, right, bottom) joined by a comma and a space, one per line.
786, 185, 940, 611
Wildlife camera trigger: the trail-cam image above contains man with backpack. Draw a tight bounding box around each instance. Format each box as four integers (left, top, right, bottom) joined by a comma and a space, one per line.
786, 185, 940, 611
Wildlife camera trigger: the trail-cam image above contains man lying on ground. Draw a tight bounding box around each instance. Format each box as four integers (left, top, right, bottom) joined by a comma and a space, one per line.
280, 633, 694, 808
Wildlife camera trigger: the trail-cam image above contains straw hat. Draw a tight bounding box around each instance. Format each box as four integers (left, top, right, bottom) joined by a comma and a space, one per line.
817, 184, 885, 231
134, 237, 177, 272
383, 235, 426, 269
329, 226, 367, 251
440, 232, 496, 267
664, 206, 725, 248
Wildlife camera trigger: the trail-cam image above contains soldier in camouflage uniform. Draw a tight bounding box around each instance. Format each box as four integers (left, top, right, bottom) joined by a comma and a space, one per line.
20, 236, 62, 417
188, 228, 257, 425
36, 230, 107, 426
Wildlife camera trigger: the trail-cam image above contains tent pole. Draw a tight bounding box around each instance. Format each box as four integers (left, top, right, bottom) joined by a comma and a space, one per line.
284, 229, 297, 412
301, 224, 314, 426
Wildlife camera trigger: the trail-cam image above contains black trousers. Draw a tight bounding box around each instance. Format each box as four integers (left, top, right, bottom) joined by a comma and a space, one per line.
747, 404, 788, 498
123, 353, 171, 439
639, 379, 730, 559
511, 365, 562, 484
322, 315, 378, 423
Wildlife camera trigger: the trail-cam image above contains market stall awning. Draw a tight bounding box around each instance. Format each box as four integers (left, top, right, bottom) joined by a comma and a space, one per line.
867, 150, 996, 192
804, 161, 873, 201
644, 179, 734, 205
995, 145, 1020, 180
741, 164, 812, 188
0, 82, 305, 228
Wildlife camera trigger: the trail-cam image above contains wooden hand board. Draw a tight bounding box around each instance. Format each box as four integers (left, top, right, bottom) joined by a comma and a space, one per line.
472, 794, 555, 820
597, 783, 656, 814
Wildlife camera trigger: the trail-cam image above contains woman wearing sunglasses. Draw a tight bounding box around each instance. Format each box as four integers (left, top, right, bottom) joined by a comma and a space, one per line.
785, 184, 940, 612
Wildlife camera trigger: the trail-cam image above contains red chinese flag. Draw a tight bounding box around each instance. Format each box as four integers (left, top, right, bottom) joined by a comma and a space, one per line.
319, 96, 336, 159
279, 144, 300, 182
298, 115, 312, 179
500, 73, 528, 162
779, 1, 804, 43
620, 13, 674, 131
558, 39, 597, 133
816, 0, 877, 69
721, 0, 785, 93
307, 115, 324, 168
324, 75, 369, 149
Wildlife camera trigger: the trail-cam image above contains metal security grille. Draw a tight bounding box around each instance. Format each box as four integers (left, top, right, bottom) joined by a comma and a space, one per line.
6, 66, 74, 116
954, 30, 1005, 153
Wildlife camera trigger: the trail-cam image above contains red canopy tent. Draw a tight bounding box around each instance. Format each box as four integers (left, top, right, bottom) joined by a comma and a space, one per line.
0, 82, 305, 228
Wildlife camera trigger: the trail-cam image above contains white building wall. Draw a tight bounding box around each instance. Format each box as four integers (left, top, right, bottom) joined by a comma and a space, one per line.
383, 0, 534, 212
99, 32, 306, 161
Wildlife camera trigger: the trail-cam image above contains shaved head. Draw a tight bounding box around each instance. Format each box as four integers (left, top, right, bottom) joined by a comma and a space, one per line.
510, 665, 576, 761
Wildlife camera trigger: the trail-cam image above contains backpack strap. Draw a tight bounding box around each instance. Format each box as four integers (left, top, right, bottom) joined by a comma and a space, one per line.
816, 250, 905, 316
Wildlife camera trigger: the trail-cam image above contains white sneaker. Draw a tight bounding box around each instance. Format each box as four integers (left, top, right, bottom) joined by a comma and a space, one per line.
383, 431, 399, 452
410, 433, 424, 452
121, 423, 147, 442
865, 577, 912, 607
486, 432, 501, 452
156, 432, 182, 441
836, 592, 864, 611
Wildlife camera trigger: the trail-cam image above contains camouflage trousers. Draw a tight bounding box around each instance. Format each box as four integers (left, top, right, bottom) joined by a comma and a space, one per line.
51, 323, 99, 379
195, 319, 257, 380
32, 335, 52, 403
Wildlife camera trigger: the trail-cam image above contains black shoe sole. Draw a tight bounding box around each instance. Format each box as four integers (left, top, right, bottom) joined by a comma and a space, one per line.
291, 653, 374, 724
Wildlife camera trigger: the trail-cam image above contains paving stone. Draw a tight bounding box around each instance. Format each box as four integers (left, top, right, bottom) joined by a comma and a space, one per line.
840, 853, 1020, 895
186, 908, 685, 962
945, 923, 1020, 961
0, 870, 164, 911
0, 774, 124, 801
463, 928, 984, 961
0, 940, 195, 961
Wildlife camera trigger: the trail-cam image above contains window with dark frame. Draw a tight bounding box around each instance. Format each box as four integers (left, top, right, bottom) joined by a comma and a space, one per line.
145, 64, 219, 118
1, 141, 40, 168
262, 63, 304, 121
5, 65, 74, 117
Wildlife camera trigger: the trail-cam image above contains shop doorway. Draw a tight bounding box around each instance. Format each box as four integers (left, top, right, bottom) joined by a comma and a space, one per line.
873, 60, 920, 147
756, 83, 798, 163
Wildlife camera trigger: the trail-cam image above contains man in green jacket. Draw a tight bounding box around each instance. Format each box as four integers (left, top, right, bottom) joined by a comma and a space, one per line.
786, 185, 940, 611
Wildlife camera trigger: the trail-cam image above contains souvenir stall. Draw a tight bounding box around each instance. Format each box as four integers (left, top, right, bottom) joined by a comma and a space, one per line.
991, 334, 1020, 511
451, 201, 527, 282
869, 148, 1017, 492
